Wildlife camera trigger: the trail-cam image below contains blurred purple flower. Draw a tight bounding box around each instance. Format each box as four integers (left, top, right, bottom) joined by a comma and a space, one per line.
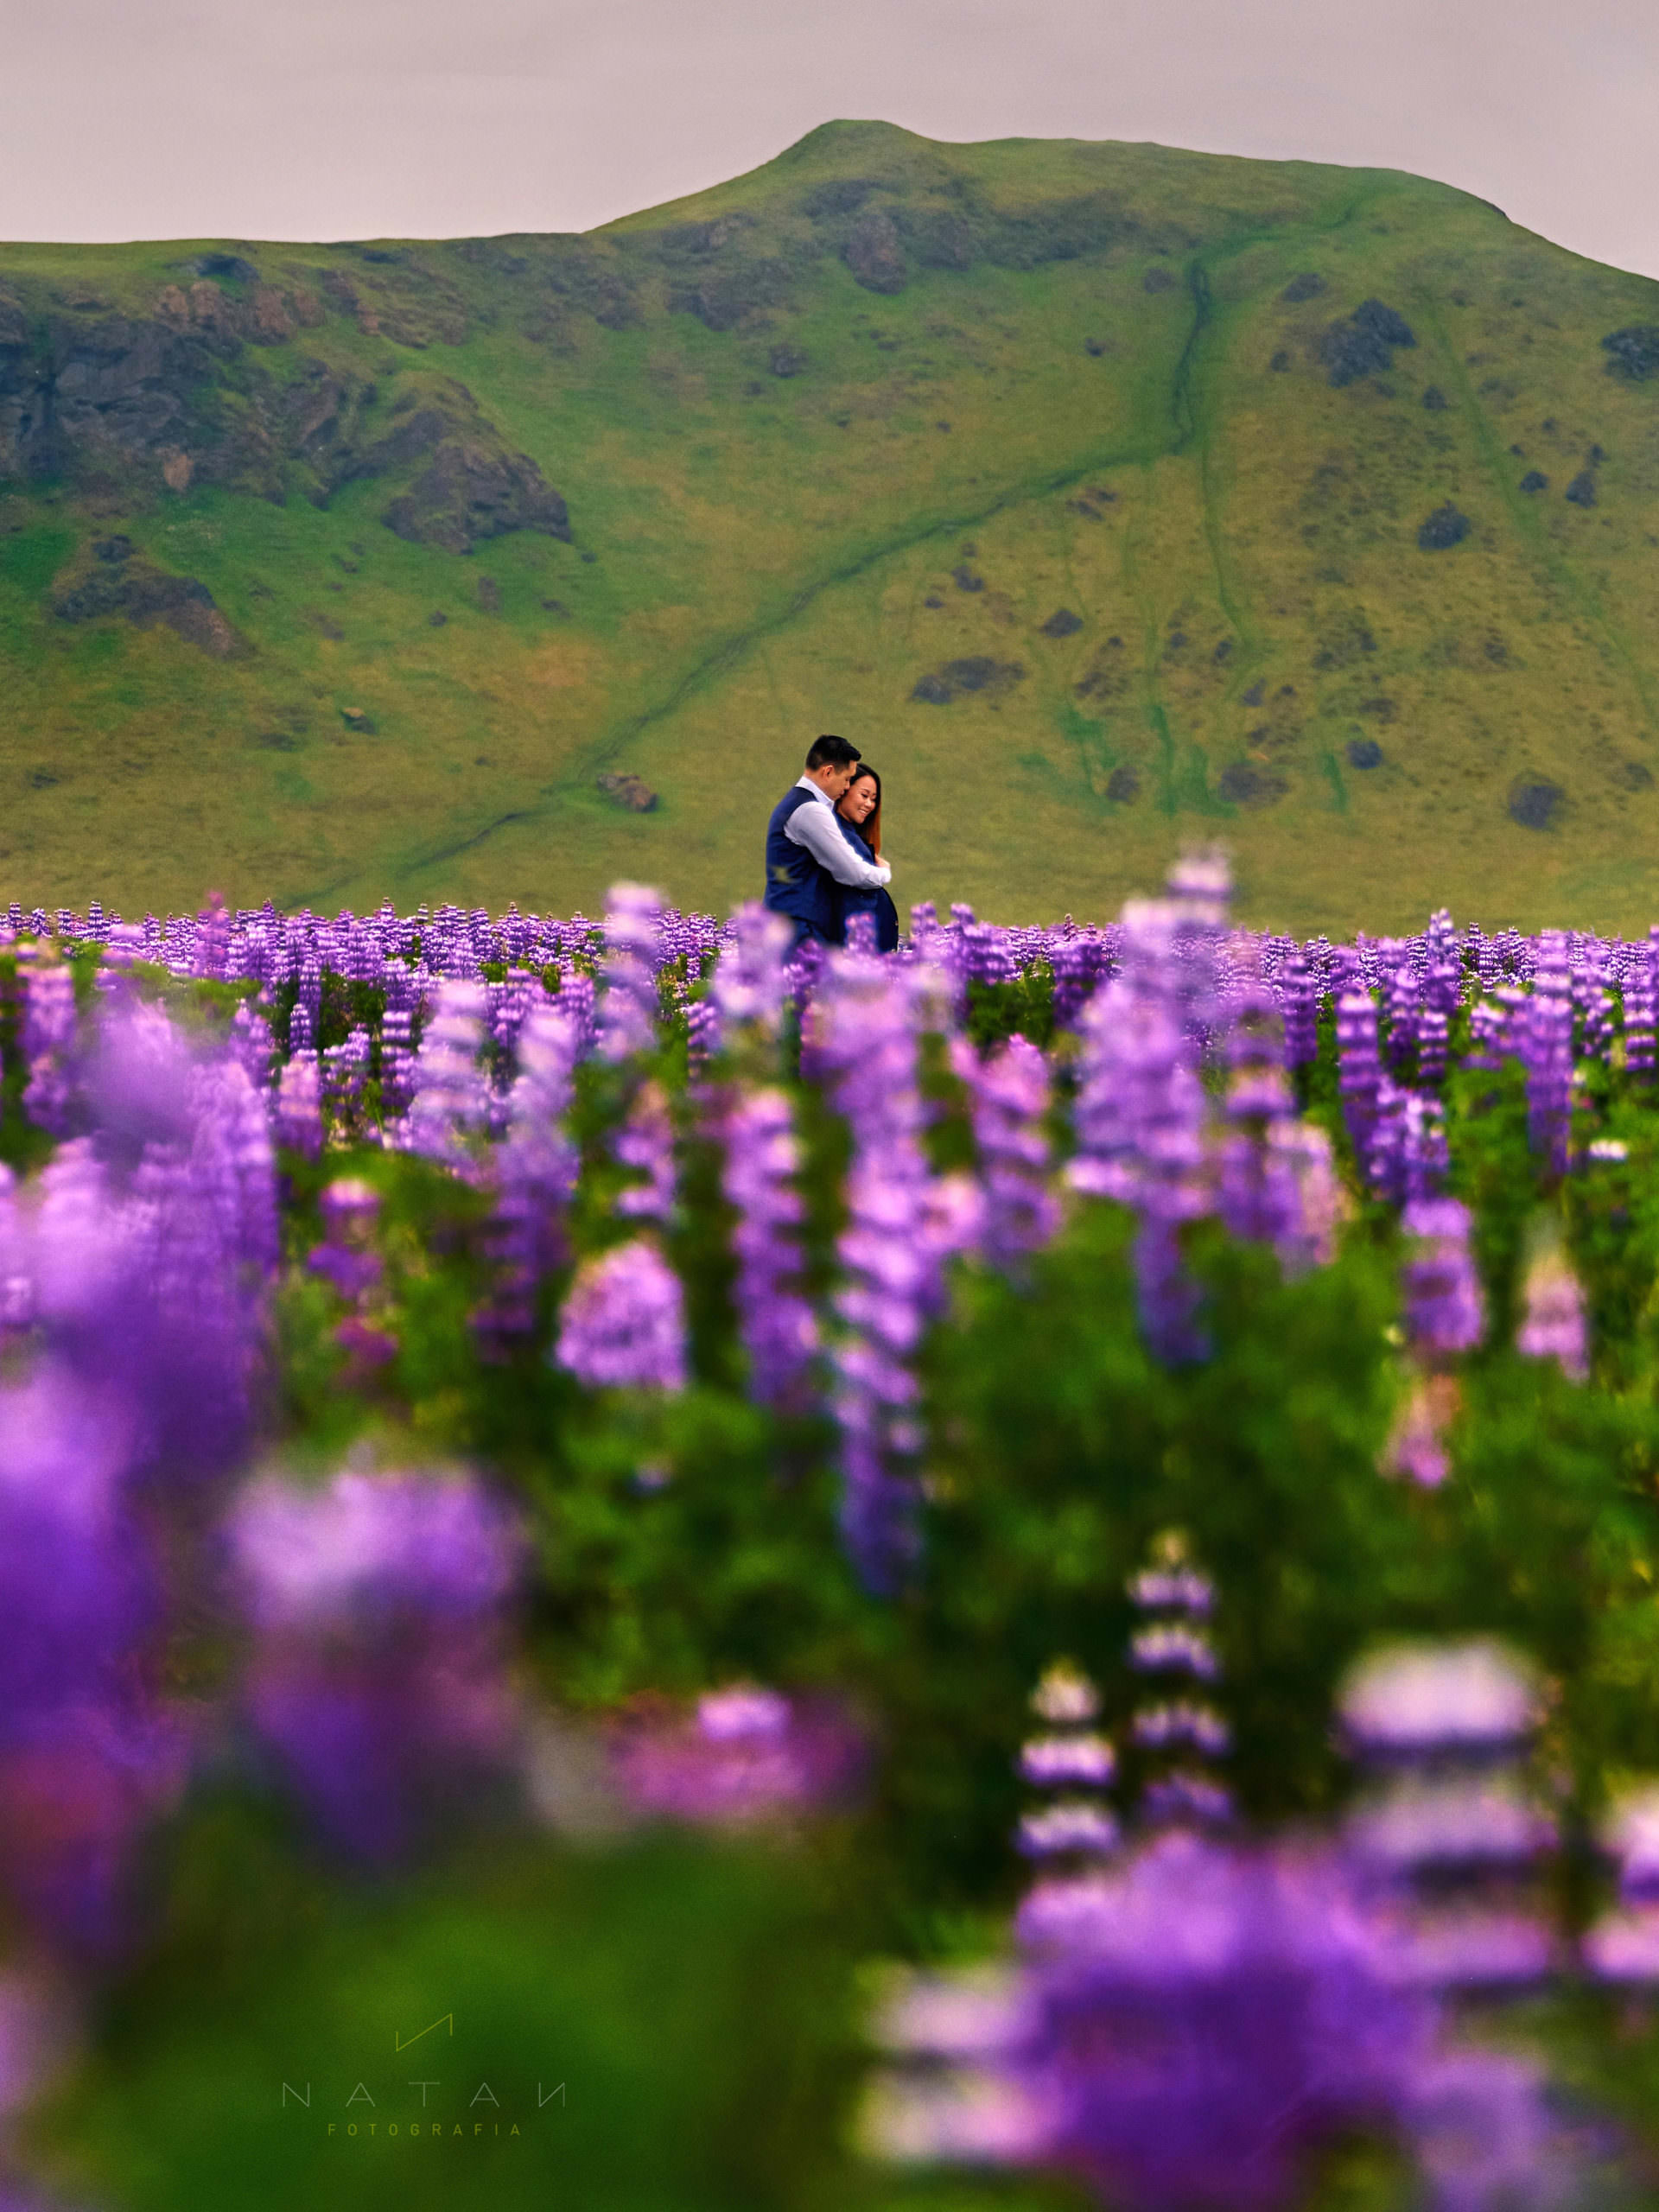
227, 1466, 522, 1859
555, 1237, 687, 1391
596, 882, 664, 1063
721, 1086, 819, 1414
1401, 1198, 1484, 1358
1516, 1245, 1588, 1382
609, 1684, 864, 1827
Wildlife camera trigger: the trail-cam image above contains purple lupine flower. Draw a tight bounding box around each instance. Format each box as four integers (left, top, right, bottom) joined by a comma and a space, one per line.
397, 981, 488, 1171
951, 1035, 1059, 1271
596, 882, 664, 1063
1401, 1198, 1484, 1358
1010, 1827, 1565, 2212
1277, 942, 1320, 1068
273, 1052, 322, 1160
1521, 932, 1574, 1176
685, 998, 721, 1071
1015, 1662, 1120, 1867
810, 950, 948, 1591
721, 1085, 818, 1414
1515, 1244, 1588, 1382
555, 1237, 687, 1391
609, 1684, 865, 1827
1382, 1372, 1456, 1489
1338, 1641, 1559, 1993
1122, 1531, 1233, 1830
708, 902, 800, 1039
1215, 975, 1302, 1254
613, 1078, 677, 1222
475, 1002, 582, 1351
1068, 928, 1211, 1363
227, 1466, 522, 1859
0, 1376, 184, 1959
308, 1178, 384, 1302
1624, 965, 1656, 1082
21, 958, 77, 1136
1336, 989, 1382, 1180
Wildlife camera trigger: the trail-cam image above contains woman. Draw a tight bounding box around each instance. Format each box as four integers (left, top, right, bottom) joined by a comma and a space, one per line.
834, 765, 899, 951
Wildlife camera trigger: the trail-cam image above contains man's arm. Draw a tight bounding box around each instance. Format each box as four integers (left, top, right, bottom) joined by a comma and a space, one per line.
785, 804, 893, 887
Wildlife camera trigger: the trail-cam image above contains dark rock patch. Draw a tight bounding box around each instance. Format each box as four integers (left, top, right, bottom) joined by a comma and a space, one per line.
924, 594, 944, 609
1281, 272, 1326, 303
340, 706, 376, 733
1484, 634, 1510, 665
1269, 350, 1291, 372
952, 565, 984, 593
93, 534, 133, 563
1213, 639, 1233, 663
1358, 696, 1395, 721
541, 597, 569, 616
1591, 443, 1605, 464
1565, 470, 1597, 508
768, 344, 807, 378
476, 575, 502, 614
28, 769, 60, 789
1242, 680, 1265, 708
1106, 765, 1141, 804
802, 179, 880, 219
844, 209, 907, 295
194, 253, 258, 283
1321, 299, 1417, 387
1041, 607, 1084, 639
1143, 267, 1177, 294
1218, 761, 1287, 808
1509, 779, 1563, 830
427, 609, 448, 626
52, 558, 245, 656
1422, 386, 1448, 410
252, 730, 298, 751
1067, 495, 1106, 520
1603, 327, 1659, 380
596, 772, 658, 812
1617, 760, 1654, 791
1520, 470, 1548, 493
308, 610, 345, 640
1166, 630, 1188, 651
1418, 504, 1471, 551
381, 434, 569, 556
671, 257, 793, 332
1346, 737, 1383, 770
912, 657, 1026, 705
1085, 338, 1106, 357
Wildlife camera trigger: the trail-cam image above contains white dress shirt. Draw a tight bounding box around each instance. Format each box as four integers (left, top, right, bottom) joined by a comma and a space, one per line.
783, 776, 893, 887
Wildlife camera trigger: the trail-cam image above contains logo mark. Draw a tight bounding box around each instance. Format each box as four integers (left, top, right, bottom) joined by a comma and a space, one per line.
394, 2014, 454, 2054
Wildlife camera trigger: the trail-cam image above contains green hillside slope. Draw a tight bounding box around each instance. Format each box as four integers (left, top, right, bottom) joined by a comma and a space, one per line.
3, 119, 1658, 931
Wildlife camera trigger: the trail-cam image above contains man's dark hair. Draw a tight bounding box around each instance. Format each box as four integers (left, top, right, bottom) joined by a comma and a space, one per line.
805, 733, 861, 772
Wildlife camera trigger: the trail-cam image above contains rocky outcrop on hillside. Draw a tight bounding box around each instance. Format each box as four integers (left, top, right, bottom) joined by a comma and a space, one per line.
0, 279, 568, 553
50, 539, 245, 656
1320, 299, 1416, 387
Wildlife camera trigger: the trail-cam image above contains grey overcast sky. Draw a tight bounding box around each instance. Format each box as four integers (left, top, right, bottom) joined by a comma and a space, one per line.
3, 0, 1656, 279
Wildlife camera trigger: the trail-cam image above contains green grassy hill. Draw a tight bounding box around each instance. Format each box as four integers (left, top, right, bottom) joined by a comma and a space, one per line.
3, 119, 1659, 931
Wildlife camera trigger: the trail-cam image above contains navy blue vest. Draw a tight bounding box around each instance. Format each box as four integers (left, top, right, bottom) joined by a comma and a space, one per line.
764, 786, 839, 939
834, 817, 900, 952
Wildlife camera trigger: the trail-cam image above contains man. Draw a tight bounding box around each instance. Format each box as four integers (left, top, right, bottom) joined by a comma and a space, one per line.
763, 734, 893, 949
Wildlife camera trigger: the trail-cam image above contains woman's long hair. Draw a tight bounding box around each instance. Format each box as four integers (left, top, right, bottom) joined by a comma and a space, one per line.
837, 765, 882, 858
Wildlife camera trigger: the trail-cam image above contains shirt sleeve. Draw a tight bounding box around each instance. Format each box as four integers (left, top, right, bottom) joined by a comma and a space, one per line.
784, 803, 893, 887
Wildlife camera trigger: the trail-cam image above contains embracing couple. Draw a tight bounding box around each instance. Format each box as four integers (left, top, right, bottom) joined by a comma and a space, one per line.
762, 734, 899, 954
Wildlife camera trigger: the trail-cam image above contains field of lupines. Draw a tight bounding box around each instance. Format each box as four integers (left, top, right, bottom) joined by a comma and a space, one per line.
14, 863, 1659, 2209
